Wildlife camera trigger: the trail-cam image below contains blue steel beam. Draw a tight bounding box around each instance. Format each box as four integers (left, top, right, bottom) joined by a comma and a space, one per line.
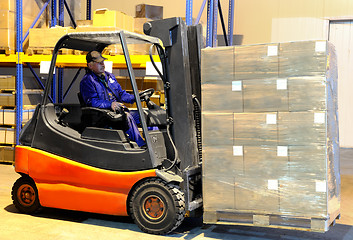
228, 0, 234, 45
206, 0, 214, 47
58, 0, 64, 103
87, 0, 91, 20
212, 0, 218, 47
186, 0, 193, 25
51, 0, 57, 103
16, 0, 23, 144
195, 0, 207, 25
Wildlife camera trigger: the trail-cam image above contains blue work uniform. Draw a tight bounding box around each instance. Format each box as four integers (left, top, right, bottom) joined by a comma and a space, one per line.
80, 70, 145, 147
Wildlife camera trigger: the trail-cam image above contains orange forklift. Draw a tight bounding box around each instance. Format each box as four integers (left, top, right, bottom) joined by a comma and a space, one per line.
12, 18, 203, 235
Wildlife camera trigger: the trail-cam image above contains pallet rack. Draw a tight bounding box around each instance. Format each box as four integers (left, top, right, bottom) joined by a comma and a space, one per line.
1, 0, 235, 145
186, 0, 235, 47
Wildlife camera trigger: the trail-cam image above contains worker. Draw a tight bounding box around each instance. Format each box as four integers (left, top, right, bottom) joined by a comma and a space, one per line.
80, 50, 145, 147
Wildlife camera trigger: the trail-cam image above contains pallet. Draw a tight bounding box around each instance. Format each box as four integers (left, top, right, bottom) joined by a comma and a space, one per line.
203, 210, 341, 232
0, 47, 15, 55
26, 48, 74, 55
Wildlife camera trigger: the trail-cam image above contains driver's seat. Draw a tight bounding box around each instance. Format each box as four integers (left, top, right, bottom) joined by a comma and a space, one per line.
77, 92, 127, 131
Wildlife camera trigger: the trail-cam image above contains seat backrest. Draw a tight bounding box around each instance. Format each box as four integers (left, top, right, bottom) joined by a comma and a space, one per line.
77, 92, 86, 107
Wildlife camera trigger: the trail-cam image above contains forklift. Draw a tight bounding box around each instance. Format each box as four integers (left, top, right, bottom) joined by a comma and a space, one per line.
12, 17, 203, 235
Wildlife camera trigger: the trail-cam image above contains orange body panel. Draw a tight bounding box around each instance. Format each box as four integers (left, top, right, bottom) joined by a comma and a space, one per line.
14, 146, 157, 216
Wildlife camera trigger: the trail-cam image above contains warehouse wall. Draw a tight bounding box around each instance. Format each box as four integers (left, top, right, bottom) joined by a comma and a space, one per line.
235, 0, 353, 44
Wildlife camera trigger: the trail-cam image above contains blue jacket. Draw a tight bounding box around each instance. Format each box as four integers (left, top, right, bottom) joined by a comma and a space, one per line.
80, 70, 135, 109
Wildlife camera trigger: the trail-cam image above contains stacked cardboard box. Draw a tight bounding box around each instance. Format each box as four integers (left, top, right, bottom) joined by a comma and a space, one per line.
0, 0, 48, 53
201, 40, 340, 232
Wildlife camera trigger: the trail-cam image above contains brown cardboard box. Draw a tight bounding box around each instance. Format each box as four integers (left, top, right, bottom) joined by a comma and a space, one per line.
278, 111, 326, 146
203, 176, 235, 210
134, 17, 150, 34
234, 112, 278, 146
201, 46, 234, 84
203, 145, 244, 178
243, 78, 288, 112
243, 146, 288, 179
288, 76, 327, 111
235, 177, 280, 213
29, 26, 73, 48
202, 113, 233, 147
288, 145, 327, 180
0, 75, 16, 90
279, 179, 327, 217
279, 41, 328, 78
135, 4, 163, 20
93, 9, 133, 31
234, 43, 279, 80
202, 81, 243, 113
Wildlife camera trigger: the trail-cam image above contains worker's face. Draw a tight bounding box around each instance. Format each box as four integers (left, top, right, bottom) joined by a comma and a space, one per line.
88, 61, 105, 75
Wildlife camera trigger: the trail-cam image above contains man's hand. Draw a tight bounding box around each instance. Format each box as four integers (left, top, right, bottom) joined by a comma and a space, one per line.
111, 102, 125, 112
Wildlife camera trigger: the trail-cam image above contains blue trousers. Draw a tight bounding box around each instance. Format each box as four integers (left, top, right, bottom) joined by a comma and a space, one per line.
125, 110, 145, 147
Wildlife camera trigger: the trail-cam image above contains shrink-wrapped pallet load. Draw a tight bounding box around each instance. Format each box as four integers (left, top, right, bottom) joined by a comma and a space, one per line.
201, 40, 340, 232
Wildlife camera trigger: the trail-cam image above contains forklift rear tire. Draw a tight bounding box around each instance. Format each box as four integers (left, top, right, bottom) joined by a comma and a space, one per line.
12, 176, 41, 214
129, 178, 185, 235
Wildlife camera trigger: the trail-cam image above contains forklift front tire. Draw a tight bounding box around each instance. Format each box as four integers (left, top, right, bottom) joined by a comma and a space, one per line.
129, 178, 185, 235
12, 176, 41, 214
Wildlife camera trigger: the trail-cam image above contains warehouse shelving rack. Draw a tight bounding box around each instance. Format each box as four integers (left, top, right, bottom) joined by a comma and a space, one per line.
0, 0, 157, 144
186, 0, 235, 47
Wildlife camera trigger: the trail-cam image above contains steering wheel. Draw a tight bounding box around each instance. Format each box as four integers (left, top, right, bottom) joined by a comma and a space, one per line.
139, 88, 155, 102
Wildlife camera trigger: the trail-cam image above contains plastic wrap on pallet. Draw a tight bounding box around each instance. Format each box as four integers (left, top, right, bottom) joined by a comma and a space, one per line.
201, 40, 340, 232
243, 78, 288, 112
279, 40, 328, 77
234, 112, 278, 146
234, 43, 279, 80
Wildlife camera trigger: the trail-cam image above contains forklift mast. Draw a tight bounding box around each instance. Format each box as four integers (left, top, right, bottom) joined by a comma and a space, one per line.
144, 17, 203, 171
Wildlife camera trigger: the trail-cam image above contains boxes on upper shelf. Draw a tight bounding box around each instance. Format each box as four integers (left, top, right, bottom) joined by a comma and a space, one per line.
135, 4, 163, 20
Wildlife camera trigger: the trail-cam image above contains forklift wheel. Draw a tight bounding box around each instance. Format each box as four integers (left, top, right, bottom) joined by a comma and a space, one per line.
11, 176, 41, 214
129, 178, 185, 235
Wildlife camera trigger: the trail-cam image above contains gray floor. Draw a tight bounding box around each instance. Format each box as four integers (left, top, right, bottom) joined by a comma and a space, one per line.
0, 149, 352, 240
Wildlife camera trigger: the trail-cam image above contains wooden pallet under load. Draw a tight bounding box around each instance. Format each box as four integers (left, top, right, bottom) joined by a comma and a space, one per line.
26, 47, 75, 55
203, 210, 341, 232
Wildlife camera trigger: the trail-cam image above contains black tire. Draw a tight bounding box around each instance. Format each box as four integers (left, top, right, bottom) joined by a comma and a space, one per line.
129, 178, 185, 235
11, 176, 41, 214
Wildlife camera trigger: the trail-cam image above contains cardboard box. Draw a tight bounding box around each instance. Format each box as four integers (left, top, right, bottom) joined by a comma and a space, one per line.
278, 111, 327, 146
29, 26, 73, 48
203, 145, 244, 178
203, 176, 235, 210
234, 112, 278, 146
201, 46, 234, 84
235, 177, 280, 213
5, 127, 15, 144
243, 78, 288, 112
243, 146, 288, 179
288, 76, 327, 111
0, 75, 15, 90
279, 40, 328, 78
134, 17, 150, 34
0, 146, 15, 162
234, 43, 279, 80
288, 145, 327, 180
135, 4, 163, 20
202, 81, 243, 113
279, 179, 327, 217
93, 9, 133, 31
202, 113, 233, 147
0, 90, 43, 107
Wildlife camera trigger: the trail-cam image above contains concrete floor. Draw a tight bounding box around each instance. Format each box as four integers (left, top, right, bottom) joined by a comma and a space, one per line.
0, 149, 352, 240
